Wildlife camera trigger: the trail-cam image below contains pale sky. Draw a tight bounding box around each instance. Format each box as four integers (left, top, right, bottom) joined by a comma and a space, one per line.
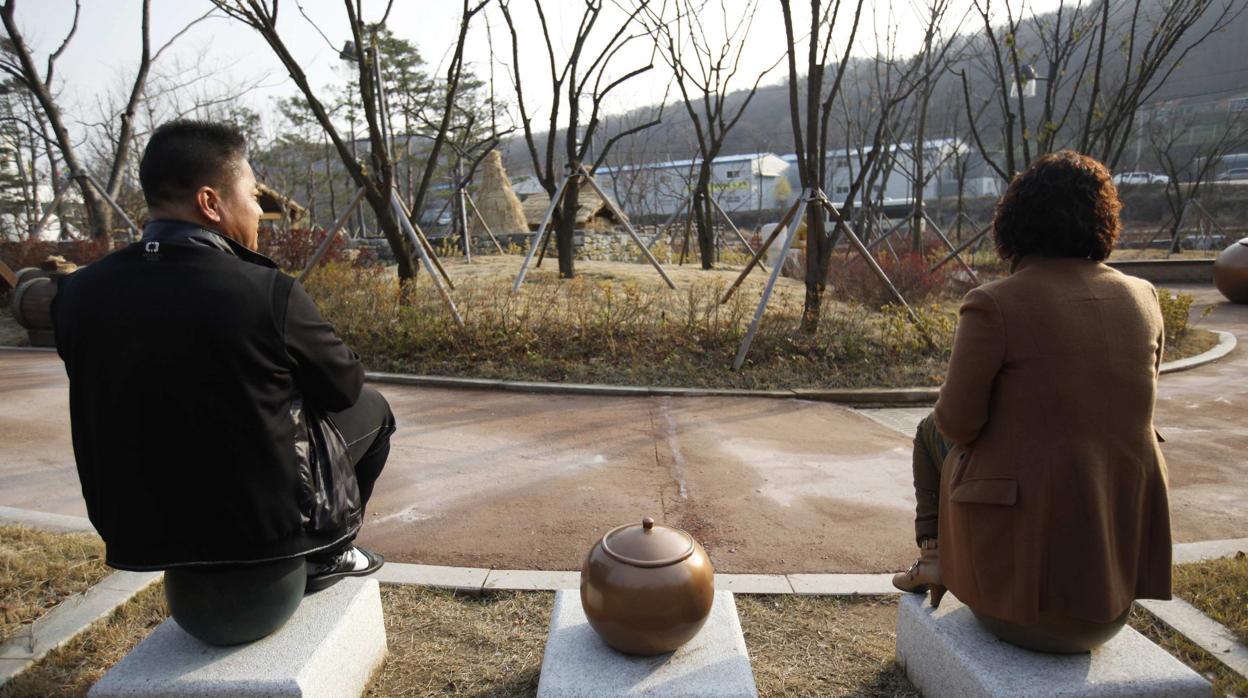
10, 0, 1065, 141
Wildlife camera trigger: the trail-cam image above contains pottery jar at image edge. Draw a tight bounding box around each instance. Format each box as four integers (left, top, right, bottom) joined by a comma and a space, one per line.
579, 516, 715, 656
1214, 237, 1248, 304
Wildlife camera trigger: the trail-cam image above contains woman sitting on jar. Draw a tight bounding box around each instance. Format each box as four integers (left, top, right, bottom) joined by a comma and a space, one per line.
891, 150, 1173, 653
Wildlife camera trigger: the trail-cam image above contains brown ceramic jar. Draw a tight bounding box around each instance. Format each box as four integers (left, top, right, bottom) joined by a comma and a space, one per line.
580, 517, 715, 656
1215, 238, 1248, 304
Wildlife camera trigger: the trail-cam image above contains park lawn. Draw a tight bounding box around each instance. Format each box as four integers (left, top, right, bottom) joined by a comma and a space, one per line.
0, 526, 110, 646
1173, 553, 1248, 645
304, 256, 1220, 390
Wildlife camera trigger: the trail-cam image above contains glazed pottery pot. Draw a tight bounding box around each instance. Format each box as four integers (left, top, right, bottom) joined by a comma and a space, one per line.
1214, 237, 1248, 304
580, 517, 714, 656
165, 556, 306, 646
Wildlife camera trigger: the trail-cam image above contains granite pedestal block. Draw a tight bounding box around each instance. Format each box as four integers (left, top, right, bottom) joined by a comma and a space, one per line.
537, 589, 757, 697
896, 593, 1211, 697
89, 578, 386, 698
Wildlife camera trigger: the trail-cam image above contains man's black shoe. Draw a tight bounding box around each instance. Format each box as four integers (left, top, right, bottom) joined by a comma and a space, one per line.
306, 546, 384, 592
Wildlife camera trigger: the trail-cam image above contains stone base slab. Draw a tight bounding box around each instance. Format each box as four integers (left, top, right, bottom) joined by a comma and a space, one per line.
89, 578, 386, 698
537, 589, 757, 697
896, 593, 1210, 697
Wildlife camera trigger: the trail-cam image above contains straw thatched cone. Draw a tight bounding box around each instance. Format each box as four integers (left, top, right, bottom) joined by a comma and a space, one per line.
472, 150, 528, 237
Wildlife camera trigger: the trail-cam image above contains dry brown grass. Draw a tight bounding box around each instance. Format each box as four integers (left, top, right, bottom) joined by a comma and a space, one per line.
306, 257, 959, 391
0, 526, 109, 646
301, 257, 1220, 390
738, 595, 917, 697
1173, 552, 1248, 645
0, 583, 166, 698
365, 586, 551, 697
1130, 605, 1248, 698
1167, 329, 1222, 364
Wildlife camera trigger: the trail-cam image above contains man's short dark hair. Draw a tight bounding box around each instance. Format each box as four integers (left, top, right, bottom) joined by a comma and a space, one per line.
992, 150, 1122, 263
139, 120, 248, 208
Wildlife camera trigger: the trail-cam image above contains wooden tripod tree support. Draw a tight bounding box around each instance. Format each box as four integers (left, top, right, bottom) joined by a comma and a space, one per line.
27, 185, 69, 241
299, 186, 368, 282
68, 171, 141, 242
296, 186, 463, 328
724, 188, 934, 371
1129, 199, 1229, 259
300, 186, 456, 291
512, 165, 676, 293
860, 205, 980, 283
428, 169, 507, 262
659, 193, 766, 268
461, 193, 506, 255
1168, 199, 1225, 257
394, 196, 456, 291
645, 198, 690, 248
929, 222, 992, 275
390, 191, 464, 328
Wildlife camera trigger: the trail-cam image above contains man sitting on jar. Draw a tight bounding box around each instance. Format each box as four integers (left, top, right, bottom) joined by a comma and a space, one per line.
52, 120, 394, 645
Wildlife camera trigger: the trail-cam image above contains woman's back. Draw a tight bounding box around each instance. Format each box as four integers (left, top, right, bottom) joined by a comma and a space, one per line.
934, 256, 1171, 627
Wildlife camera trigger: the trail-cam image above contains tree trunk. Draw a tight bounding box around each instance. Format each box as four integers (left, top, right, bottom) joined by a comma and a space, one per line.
363, 187, 417, 280
694, 162, 716, 269
694, 193, 715, 270
556, 176, 578, 279
801, 204, 828, 334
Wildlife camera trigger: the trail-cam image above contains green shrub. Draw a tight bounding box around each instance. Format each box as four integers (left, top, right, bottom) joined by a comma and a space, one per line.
1157, 288, 1194, 342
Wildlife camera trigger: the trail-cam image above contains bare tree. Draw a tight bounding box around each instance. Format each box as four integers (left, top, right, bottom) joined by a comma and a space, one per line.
957, 0, 1241, 186
645, 0, 780, 269
906, 0, 958, 250
779, 0, 866, 331
0, 0, 210, 238
1147, 104, 1248, 252
1089, 0, 1240, 169
782, 0, 953, 330
213, 0, 488, 282
499, 0, 660, 279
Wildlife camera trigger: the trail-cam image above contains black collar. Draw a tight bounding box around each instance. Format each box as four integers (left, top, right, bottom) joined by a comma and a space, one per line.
141, 219, 277, 269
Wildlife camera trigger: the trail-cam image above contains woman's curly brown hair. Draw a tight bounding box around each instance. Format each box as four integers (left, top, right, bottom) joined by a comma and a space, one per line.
993, 150, 1121, 263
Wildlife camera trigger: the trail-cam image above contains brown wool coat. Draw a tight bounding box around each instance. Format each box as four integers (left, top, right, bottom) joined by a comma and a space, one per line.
934, 256, 1173, 626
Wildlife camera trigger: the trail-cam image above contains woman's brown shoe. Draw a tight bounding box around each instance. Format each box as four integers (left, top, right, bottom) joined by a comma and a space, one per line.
892, 539, 945, 607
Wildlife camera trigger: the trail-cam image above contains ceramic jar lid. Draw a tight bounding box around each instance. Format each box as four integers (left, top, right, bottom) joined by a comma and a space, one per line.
600, 517, 695, 568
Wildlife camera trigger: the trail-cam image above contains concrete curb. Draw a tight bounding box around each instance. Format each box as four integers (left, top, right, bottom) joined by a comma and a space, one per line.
1172, 537, 1248, 564
0, 506, 93, 533
1158, 329, 1237, 374
365, 370, 938, 406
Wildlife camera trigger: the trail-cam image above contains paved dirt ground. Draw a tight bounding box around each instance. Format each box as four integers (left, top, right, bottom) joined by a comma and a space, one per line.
0, 282, 1243, 574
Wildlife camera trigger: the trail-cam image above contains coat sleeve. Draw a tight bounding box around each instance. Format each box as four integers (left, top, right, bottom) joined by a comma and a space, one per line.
934, 286, 1006, 446
283, 280, 364, 412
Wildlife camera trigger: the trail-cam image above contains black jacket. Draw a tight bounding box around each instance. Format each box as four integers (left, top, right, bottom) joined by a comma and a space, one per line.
52, 219, 364, 570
